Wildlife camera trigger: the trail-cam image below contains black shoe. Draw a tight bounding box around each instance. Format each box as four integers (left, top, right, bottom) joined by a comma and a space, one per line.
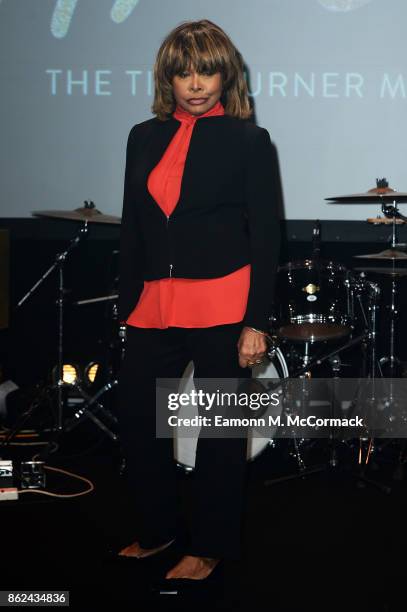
152, 560, 224, 598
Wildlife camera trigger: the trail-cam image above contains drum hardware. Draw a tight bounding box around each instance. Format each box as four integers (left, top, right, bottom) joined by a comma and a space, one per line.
272, 332, 369, 383
358, 185, 407, 378
75, 293, 119, 306
64, 320, 126, 438
353, 277, 382, 378
268, 234, 403, 489
63, 379, 119, 437
267, 206, 388, 482
352, 438, 392, 494
267, 261, 380, 476
267, 191, 404, 487
10, 222, 90, 438
264, 276, 386, 488
328, 179, 407, 377
258, 327, 370, 475
264, 345, 392, 493
64, 282, 125, 437
2, 219, 119, 454
356, 186, 407, 259
302, 284, 319, 295
311, 218, 321, 259
327, 180, 407, 256
327, 179, 407, 256
353, 208, 406, 378
381, 194, 407, 223
351, 276, 405, 492
262, 332, 367, 482
376, 270, 404, 378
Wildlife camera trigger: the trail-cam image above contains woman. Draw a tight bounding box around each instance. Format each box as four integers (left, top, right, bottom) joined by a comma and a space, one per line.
117, 19, 281, 589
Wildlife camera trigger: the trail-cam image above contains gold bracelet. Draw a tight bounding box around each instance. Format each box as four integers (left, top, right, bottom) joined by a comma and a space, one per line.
249, 326, 269, 337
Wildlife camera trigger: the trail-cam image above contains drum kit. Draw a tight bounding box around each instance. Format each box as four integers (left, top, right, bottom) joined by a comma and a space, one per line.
8, 183, 407, 485
270, 179, 407, 375
177, 180, 407, 477
256, 179, 407, 485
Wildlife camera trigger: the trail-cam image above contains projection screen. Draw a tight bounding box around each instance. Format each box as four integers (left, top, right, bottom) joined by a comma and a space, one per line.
1, 0, 406, 220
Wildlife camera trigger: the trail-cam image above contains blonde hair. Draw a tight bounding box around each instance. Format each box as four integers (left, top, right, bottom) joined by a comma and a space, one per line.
152, 20, 252, 121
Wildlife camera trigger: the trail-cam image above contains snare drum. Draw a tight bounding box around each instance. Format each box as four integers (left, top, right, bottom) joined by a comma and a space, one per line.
173, 347, 289, 470
274, 259, 353, 342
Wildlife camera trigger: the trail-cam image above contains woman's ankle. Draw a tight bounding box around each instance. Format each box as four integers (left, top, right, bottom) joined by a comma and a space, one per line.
119, 537, 175, 558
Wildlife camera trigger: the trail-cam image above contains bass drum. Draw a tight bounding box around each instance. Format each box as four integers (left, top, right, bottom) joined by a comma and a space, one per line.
173, 347, 289, 470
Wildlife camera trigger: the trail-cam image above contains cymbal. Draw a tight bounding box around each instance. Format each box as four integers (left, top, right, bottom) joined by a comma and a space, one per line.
33, 206, 121, 225
354, 249, 407, 260
326, 186, 407, 204
354, 267, 407, 277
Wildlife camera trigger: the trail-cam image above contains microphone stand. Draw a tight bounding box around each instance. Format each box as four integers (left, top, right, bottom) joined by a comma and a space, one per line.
1, 222, 89, 450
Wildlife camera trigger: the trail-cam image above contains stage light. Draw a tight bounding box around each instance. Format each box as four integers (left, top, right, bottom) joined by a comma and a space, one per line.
84, 362, 99, 384
52, 364, 79, 385
62, 364, 78, 384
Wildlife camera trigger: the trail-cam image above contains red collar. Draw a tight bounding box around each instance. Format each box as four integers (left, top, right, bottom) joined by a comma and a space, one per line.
173, 100, 225, 124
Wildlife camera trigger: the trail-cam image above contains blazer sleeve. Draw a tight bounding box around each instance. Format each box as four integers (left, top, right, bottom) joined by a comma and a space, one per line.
118, 126, 145, 322
243, 127, 282, 332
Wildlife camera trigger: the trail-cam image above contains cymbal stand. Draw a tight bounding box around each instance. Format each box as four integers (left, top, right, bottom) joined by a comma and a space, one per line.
354, 277, 382, 378
377, 200, 405, 377
290, 341, 311, 473
265, 289, 390, 491
2, 222, 119, 453
378, 276, 402, 378
62, 300, 123, 440
347, 278, 394, 491
13, 222, 89, 433
62, 380, 118, 440
381, 199, 407, 227
265, 334, 365, 485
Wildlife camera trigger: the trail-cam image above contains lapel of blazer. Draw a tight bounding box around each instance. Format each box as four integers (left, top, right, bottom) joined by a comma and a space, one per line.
139, 115, 227, 217
144, 117, 180, 169
139, 117, 181, 214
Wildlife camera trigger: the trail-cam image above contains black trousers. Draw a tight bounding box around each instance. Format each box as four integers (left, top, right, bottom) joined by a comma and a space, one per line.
117, 322, 251, 560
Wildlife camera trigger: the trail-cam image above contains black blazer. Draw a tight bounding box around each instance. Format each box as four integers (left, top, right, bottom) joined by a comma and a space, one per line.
118, 113, 281, 331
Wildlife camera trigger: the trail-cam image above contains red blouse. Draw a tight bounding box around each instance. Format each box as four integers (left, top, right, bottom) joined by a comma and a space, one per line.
126, 100, 250, 329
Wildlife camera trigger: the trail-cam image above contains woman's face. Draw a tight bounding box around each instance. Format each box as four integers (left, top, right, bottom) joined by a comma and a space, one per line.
172, 68, 222, 116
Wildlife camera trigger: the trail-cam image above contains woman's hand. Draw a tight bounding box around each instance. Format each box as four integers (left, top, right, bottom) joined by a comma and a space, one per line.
237, 326, 268, 368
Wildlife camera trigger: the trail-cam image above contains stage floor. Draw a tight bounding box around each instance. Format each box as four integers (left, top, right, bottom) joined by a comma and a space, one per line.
0, 427, 405, 611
